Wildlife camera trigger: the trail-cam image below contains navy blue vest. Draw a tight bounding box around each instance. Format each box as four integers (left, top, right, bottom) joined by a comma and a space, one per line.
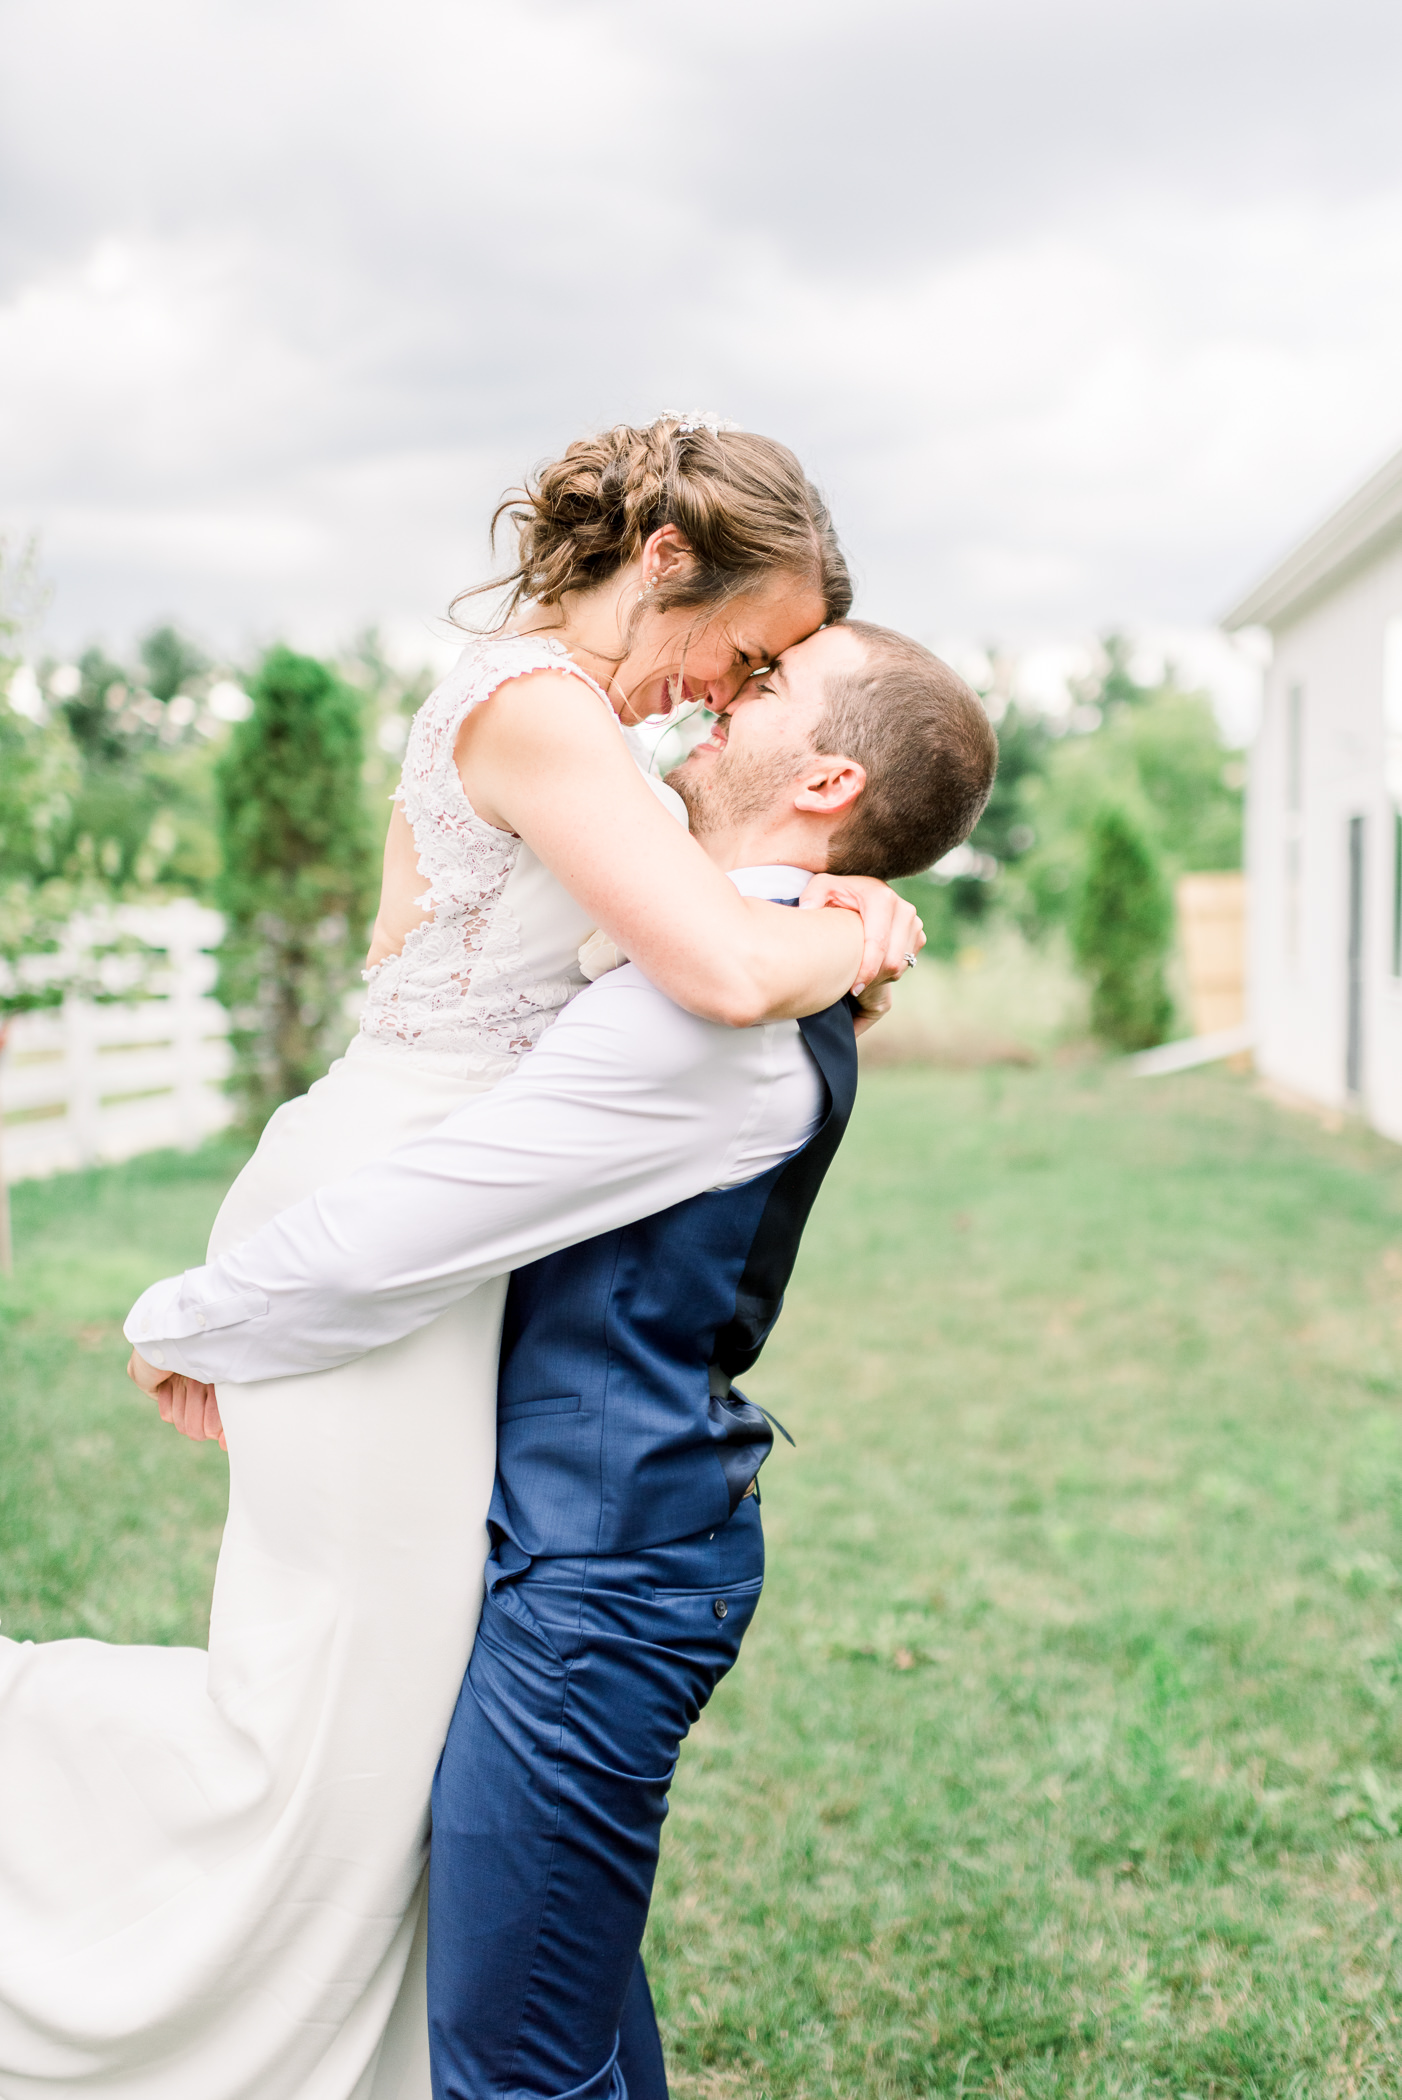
488, 998, 859, 1557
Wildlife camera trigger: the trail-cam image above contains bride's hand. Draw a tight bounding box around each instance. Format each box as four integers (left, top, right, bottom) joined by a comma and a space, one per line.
127, 1349, 227, 1450
797, 873, 925, 994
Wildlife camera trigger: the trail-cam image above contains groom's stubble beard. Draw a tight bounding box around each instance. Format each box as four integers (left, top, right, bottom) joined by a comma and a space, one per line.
666, 739, 813, 841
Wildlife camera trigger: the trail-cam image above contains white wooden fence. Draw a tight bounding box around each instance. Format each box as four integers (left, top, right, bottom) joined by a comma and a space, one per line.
0, 900, 234, 1183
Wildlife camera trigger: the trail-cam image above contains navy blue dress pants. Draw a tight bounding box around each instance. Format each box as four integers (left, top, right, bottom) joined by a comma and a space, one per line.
427, 1498, 765, 2100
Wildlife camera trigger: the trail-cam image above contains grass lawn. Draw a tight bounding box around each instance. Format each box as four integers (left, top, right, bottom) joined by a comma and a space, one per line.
5, 1069, 1402, 2095
0, 1137, 248, 1647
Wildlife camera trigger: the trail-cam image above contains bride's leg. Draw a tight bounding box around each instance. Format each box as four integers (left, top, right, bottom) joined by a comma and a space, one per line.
360, 1870, 433, 2100
209, 1285, 502, 1863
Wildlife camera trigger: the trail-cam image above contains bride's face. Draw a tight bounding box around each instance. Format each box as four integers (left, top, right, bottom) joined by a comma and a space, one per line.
615, 569, 827, 724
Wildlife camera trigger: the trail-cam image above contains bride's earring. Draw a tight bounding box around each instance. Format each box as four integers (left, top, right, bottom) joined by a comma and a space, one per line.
635, 575, 657, 607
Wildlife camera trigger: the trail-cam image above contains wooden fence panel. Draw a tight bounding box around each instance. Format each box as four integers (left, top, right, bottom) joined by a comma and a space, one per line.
0, 900, 234, 1183
1176, 873, 1247, 1038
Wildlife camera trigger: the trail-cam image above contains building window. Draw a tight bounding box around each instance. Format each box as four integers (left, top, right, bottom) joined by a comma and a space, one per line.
1387, 620, 1402, 980
1286, 682, 1303, 966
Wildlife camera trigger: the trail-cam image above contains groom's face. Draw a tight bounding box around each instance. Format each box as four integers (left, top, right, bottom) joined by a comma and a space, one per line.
665, 626, 868, 835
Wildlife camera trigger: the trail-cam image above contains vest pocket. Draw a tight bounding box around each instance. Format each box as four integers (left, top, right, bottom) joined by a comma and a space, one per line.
500, 1393, 582, 1419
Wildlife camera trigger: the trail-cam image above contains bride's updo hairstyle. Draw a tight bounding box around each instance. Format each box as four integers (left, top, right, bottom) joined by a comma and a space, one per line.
456, 415, 851, 632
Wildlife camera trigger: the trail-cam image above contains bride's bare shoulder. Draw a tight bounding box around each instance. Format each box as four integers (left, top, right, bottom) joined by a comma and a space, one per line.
453, 660, 618, 762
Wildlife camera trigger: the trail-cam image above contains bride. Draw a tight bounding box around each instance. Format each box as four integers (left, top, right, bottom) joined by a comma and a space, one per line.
0, 416, 920, 2097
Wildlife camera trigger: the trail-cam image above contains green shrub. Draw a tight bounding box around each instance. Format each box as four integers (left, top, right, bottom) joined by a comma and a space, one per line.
214, 646, 376, 1132
1006, 639, 1243, 944
49, 635, 223, 899
1072, 803, 1173, 1050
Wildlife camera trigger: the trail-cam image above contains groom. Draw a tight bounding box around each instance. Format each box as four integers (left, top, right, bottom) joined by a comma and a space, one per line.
126, 619, 996, 2100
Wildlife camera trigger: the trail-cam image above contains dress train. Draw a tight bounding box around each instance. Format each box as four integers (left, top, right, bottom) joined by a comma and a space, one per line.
0, 1042, 502, 2097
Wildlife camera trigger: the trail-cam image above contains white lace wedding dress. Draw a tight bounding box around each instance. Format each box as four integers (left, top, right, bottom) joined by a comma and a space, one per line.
0, 634, 655, 2098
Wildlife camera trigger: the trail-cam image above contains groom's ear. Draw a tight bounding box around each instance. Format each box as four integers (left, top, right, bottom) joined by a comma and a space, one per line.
792, 754, 866, 818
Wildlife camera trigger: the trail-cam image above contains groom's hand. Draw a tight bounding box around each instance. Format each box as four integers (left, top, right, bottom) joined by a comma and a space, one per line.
126, 1348, 227, 1450
851, 982, 895, 1037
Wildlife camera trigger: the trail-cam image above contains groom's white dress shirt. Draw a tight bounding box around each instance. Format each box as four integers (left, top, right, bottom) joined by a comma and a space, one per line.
124, 866, 828, 1386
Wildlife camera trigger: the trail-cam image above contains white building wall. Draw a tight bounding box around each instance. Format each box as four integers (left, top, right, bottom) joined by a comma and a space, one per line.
1249, 542, 1402, 1143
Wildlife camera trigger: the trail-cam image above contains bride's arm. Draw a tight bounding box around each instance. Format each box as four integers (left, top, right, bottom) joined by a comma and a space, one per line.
458, 671, 916, 1027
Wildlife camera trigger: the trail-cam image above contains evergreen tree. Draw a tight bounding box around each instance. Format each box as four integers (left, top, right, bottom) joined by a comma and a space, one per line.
0, 697, 79, 891
1069, 630, 1156, 720
959, 699, 1048, 911
1009, 659, 1243, 944
0, 535, 76, 991
49, 629, 221, 896
894, 689, 1050, 955
1072, 804, 1174, 1051
0, 539, 145, 1266
140, 624, 207, 703
214, 645, 376, 1131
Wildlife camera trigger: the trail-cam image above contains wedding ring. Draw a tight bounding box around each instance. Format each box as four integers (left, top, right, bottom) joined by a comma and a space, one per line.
903, 951, 918, 969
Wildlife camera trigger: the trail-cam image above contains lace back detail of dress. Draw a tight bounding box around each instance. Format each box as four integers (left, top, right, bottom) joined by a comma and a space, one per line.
359, 632, 613, 1067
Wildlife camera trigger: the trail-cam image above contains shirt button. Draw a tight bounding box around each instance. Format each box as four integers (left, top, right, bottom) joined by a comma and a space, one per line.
195, 1312, 207, 1330
713, 1598, 728, 1620
147, 1349, 166, 1367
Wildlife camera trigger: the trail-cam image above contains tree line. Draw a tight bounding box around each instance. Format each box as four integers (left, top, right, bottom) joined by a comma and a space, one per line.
0, 539, 434, 1133
896, 635, 1246, 1049
4, 539, 1246, 1152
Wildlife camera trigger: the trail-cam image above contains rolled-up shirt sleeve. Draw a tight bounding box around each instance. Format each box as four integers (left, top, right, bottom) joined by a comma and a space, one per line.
124, 969, 822, 1386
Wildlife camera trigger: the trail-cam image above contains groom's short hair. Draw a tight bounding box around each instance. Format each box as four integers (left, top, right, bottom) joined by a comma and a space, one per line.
818, 622, 997, 880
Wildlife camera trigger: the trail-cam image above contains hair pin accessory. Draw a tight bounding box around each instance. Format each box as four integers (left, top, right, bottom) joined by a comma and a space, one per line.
667, 410, 739, 437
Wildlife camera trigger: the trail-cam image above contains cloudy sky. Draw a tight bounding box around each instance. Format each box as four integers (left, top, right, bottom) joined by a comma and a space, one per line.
4, 0, 1402, 724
